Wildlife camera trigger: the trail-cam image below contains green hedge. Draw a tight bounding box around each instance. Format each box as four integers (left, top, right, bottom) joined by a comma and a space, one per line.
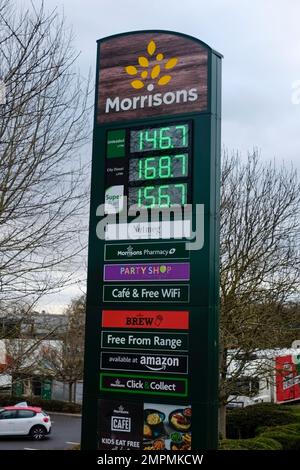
259, 423, 300, 450
227, 403, 297, 439
222, 407, 300, 450
0, 396, 81, 414
219, 437, 283, 450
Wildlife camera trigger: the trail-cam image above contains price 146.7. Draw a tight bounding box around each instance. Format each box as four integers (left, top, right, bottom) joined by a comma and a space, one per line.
130, 124, 189, 153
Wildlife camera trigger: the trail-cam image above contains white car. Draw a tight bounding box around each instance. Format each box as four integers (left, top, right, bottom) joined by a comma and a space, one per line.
0, 405, 51, 440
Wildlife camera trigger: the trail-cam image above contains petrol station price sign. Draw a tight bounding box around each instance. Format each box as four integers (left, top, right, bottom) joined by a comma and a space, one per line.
82, 30, 222, 451
105, 121, 191, 211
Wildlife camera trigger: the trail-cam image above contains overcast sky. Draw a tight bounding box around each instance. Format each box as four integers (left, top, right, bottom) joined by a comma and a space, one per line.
24, 0, 300, 166
18, 0, 300, 312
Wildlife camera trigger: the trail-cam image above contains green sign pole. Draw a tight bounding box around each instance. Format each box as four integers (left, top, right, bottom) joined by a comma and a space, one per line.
81, 30, 222, 450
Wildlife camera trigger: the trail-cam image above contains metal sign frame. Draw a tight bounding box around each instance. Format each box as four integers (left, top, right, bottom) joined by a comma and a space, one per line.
81, 30, 222, 450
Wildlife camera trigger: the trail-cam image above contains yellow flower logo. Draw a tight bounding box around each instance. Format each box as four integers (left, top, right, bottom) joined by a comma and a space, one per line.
125, 40, 178, 91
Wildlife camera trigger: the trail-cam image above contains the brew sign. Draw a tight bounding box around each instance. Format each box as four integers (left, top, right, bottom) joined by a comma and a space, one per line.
101, 310, 189, 330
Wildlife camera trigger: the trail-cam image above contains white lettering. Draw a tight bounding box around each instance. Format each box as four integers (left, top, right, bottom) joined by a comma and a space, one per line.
163, 91, 176, 104
105, 87, 199, 114
120, 98, 131, 111
105, 96, 120, 112
188, 87, 198, 101
153, 92, 162, 106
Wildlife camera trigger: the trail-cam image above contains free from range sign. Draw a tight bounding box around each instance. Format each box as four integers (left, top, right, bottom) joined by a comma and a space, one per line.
101, 331, 188, 351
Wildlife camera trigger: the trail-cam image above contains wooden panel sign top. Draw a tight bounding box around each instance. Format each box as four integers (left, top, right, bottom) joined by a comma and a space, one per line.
98, 32, 208, 123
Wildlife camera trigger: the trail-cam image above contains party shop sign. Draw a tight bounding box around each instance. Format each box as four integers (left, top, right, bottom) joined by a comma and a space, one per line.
103, 262, 190, 282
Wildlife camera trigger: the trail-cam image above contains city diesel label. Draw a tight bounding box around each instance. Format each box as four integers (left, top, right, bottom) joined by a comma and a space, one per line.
101, 331, 188, 352
104, 241, 189, 261
103, 284, 190, 303
100, 373, 188, 397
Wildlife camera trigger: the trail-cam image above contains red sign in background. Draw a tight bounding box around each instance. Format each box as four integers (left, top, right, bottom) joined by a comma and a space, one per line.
102, 310, 189, 330
276, 354, 300, 403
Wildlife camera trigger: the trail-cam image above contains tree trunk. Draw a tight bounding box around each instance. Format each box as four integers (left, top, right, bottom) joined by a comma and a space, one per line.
218, 344, 228, 439
219, 404, 227, 439
73, 381, 77, 403
68, 382, 73, 402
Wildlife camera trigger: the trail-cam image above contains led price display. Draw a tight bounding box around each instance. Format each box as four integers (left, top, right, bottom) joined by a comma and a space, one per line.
129, 154, 188, 182
130, 124, 189, 153
128, 183, 188, 208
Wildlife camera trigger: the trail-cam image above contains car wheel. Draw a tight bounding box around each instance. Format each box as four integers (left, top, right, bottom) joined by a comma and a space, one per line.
30, 425, 46, 440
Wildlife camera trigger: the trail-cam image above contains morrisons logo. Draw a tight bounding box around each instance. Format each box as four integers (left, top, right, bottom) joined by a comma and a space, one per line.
105, 88, 198, 114
105, 39, 198, 114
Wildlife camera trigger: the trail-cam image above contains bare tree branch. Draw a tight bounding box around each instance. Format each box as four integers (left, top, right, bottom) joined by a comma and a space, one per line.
219, 150, 300, 437
0, 1, 92, 308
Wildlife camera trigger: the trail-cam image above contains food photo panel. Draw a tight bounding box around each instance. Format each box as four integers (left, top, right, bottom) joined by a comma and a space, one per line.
143, 403, 192, 451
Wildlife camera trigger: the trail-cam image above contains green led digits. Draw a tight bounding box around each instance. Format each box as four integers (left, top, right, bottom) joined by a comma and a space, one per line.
174, 183, 186, 205
131, 123, 189, 153
128, 122, 190, 208
144, 157, 156, 179
129, 183, 188, 208
139, 129, 157, 151
175, 125, 188, 147
129, 154, 188, 182
159, 127, 172, 149
158, 156, 171, 178
138, 127, 173, 151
